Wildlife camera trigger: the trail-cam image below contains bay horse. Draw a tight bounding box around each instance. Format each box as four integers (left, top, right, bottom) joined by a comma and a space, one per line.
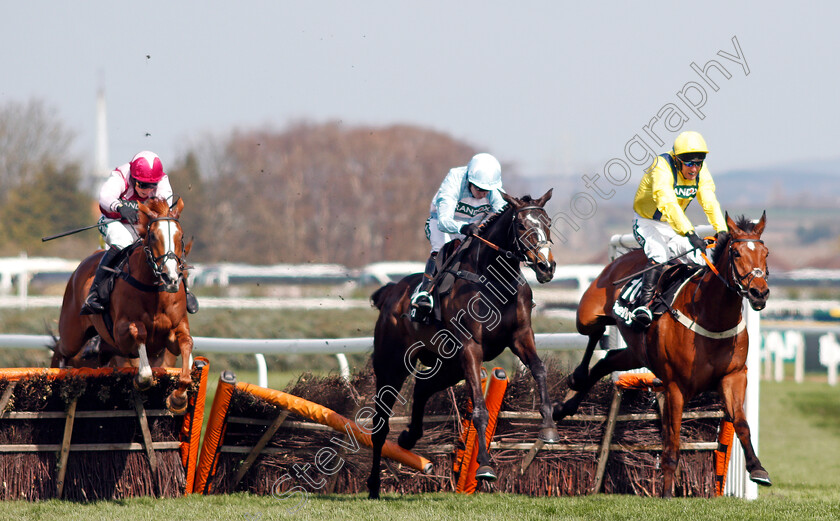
51, 197, 194, 413
367, 190, 560, 499
555, 212, 771, 496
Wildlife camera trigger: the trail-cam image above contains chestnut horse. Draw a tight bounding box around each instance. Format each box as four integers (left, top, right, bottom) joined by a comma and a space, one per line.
555, 212, 771, 496
51, 197, 194, 413
367, 190, 560, 499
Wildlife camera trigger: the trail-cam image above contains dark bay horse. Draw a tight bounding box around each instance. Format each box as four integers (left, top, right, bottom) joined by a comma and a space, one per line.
51, 197, 195, 413
555, 212, 771, 496
367, 190, 560, 499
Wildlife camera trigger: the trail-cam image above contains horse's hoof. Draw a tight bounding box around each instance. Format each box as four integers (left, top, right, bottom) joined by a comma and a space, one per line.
750, 469, 772, 486
133, 375, 153, 392
539, 426, 560, 444
475, 465, 497, 482
398, 430, 417, 450
166, 393, 188, 415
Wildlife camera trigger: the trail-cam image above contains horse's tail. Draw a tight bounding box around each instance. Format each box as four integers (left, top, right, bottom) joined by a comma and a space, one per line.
371, 283, 397, 310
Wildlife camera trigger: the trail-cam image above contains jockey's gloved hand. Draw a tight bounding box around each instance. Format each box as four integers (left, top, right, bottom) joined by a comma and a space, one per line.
686, 231, 707, 251
117, 202, 139, 224
715, 230, 729, 244
460, 223, 480, 237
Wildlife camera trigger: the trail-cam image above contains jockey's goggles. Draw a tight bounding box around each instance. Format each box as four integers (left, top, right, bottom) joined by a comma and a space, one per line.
134, 179, 158, 190
681, 160, 703, 168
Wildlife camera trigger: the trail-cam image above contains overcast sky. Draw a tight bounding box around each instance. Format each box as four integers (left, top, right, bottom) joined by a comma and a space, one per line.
2, 1, 837, 179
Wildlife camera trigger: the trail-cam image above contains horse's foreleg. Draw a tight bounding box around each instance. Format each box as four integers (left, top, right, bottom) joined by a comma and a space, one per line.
135, 342, 154, 390
660, 384, 685, 498
165, 330, 194, 414
460, 344, 496, 482
720, 370, 771, 486
512, 331, 559, 443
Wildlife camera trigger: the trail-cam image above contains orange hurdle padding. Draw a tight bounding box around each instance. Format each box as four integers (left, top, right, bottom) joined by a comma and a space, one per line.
456, 367, 508, 494
714, 419, 735, 496
453, 369, 486, 477
180, 357, 210, 495
614, 371, 665, 392
194, 371, 238, 494
236, 382, 433, 474
0, 366, 184, 381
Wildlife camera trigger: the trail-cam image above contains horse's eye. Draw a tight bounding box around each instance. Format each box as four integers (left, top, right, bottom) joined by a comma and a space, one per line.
731, 249, 741, 258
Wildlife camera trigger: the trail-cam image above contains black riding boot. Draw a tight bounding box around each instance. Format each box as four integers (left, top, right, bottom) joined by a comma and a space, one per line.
631, 262, 663, 328
183, 279, 199, 314
409, 254, 438, 322
80, 247, 120, 315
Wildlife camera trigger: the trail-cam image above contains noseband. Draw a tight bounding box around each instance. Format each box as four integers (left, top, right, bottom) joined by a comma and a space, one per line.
143, 217, 188, 284
727, 238, 767, 297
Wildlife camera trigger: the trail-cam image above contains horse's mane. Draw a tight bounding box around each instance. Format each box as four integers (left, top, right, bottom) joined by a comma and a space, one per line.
710, 215, 756, 264
477, 195, 536, 237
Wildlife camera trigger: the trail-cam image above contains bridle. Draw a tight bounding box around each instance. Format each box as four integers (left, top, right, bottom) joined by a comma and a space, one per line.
703, 237, 767, 298
143, 216, 189, 285
510, 205, 553, 269
471, 205, 553, 268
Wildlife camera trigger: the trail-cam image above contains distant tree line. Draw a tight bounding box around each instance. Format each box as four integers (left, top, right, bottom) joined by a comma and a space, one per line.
0, 99, 523, 266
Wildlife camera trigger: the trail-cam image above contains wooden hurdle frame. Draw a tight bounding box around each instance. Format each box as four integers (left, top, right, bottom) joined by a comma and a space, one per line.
0, 358, 209, 500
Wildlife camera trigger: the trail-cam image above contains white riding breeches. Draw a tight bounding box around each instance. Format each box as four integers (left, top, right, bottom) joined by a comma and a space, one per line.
98, 216, 139, 250
632, 214, 702, 265
425, 217, 465, 254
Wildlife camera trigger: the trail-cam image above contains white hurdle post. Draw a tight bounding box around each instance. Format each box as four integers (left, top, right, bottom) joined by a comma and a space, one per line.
818, 333, 840, 386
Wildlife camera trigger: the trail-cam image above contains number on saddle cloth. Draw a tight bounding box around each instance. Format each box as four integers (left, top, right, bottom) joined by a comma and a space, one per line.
612, 264, 702, 327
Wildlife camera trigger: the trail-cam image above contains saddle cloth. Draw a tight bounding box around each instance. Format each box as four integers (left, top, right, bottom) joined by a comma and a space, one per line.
612, 263, 703, 328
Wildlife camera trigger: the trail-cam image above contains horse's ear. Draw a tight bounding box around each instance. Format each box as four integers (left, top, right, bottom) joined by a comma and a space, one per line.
170, 196, 185, 219
500, 191, 519, 208
725, 211, 738, 233
753, 210, 767, 236
535, 188, 553, 207
136, 203, 152, 237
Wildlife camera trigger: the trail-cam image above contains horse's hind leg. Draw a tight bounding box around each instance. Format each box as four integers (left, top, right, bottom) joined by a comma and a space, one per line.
720, 370, 771, 486
367, 344, 410, 499
554, 346, 641, 421
398, 363, 462, 450
570, 327, 605, 391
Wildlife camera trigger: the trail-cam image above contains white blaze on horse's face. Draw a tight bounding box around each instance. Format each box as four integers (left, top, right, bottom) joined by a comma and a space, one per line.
158, 220, 181, 290
525, 214, 551, 262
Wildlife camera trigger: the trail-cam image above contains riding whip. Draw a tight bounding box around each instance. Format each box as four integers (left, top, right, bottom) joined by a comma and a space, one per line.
41, 219, 118, 242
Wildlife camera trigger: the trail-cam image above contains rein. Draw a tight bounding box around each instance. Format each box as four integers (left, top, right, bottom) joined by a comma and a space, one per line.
699, 237, 766, 298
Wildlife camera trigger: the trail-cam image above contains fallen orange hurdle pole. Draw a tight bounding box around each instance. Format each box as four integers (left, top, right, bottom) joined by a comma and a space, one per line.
194, 373, 433, 494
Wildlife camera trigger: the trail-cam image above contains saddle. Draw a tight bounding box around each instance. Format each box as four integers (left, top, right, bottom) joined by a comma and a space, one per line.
612, 263, 704, 328
418, 239, 490, 324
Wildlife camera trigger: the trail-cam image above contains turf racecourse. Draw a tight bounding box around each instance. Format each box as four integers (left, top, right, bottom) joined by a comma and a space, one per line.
2, 379, 838, 521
